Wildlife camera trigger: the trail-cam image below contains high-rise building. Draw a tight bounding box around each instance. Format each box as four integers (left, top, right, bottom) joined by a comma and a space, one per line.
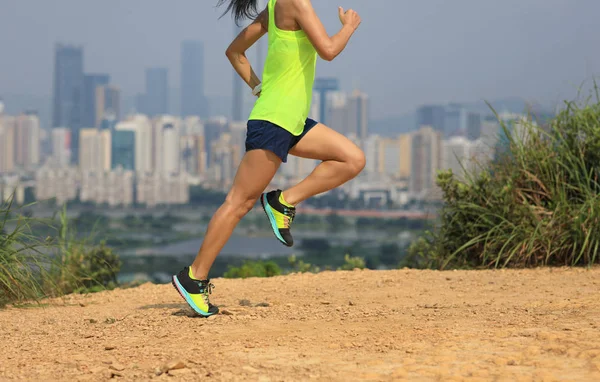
347, 90, 369, 142
144, 68, 168, 117
204, 117, 228, 167
416, 105, 445, 133
313, 78, 339, 125
231, 27, 245, 122
95, 85, 120, 127
326, 91, 348, 135
443, 136, 473, 180
181, 40, 208, 118
162, 123, 180, 174
79, 128, 111, 172
82, 74, 110, 128
114, 115, 153, 173
410, 126, 442, 198
152, 116, 182, 174
0, 116, 16, 173
466, 112, 482, 140
111, 128, 135, 171
51, 128, 71, 167
14, 112, 41, 169
52, 44, 84, 163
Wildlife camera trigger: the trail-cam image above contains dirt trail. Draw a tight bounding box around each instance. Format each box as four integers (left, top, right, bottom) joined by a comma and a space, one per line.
1, 268, 600, 381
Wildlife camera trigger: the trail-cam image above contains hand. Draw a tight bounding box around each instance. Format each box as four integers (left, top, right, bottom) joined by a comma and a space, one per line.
338, 7, 361, 30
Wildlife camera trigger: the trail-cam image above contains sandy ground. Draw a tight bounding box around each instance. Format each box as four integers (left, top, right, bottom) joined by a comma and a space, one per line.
1, 268, 600, 381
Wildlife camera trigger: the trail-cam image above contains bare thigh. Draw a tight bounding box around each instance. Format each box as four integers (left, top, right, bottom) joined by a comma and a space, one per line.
226, 149, 281, 206
288, 123, 363, 162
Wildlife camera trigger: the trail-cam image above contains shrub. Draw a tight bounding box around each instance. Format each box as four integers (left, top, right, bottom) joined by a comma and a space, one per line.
1, 201, 122, 307
409, 87, 600, 269
223, 260, 282, 279
339, 254, 366, 271
288, 254, 320, 273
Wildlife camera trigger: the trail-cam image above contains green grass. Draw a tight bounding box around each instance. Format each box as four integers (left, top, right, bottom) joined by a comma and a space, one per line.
0, 199, 121, 307
407, 83, 600, 269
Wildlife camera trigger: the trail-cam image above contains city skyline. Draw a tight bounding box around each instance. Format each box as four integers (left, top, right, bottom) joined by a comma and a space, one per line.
1, 0, 598, 122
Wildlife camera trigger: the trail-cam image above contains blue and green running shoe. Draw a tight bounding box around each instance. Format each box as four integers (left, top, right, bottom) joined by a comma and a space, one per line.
172, 266, 219, 317
261, 189, 296, 247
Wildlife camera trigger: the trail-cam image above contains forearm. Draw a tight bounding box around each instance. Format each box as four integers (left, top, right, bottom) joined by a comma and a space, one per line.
329, 25, 355, 59
227, 51, 261, 90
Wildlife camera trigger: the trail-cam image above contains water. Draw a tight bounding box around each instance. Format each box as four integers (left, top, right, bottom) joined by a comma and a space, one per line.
122, 234, 298, 258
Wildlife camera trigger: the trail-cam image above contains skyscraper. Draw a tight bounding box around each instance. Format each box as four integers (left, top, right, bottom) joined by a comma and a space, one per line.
410, 126, 442, 198
232, 26, 245, 121
51, 128, 71, 167
181, 41, 208, 118
144, 68, 168, 117
95, 85, 120, 127
14, 112, 41, 169
416, 105, 445, 133
347, 90, 369, 142
0, 116, 16, 174
313, 78, 339, 125
111, 129, 135, 171
82, 74, 109, 128
52, 43, 84, 163
79, 128, 111, 172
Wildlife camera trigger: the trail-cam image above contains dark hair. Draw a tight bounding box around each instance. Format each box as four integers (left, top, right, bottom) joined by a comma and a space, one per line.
216, 0, 259, 26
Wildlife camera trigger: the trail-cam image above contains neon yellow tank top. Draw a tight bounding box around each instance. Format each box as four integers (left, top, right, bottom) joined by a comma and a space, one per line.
248, 0, 317, 136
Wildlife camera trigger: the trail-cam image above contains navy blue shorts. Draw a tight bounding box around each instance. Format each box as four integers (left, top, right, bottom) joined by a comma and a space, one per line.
245, 118, 319, 162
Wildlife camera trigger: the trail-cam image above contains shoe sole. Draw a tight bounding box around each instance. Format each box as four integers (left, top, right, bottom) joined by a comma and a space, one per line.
171, 275, 217, 318
261, 193, 293, 247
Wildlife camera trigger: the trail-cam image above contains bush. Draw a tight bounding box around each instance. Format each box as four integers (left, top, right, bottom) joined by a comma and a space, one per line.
0, 201, 122, 307
409, 88, 600, 269
223, 260, 282, 279
338, 254, 366, 271
288, 254, 320, 273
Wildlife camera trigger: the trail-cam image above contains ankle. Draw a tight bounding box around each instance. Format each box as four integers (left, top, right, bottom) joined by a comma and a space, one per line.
280, 191, 298, 207
189, 265, 208, 281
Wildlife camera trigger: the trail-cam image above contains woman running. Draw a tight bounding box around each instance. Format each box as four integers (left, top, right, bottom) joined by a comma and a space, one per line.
172, 0, 364, 316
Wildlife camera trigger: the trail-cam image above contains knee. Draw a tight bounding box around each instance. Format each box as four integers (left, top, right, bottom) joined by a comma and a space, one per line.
223, 194, 257, 219
345, 148, 366, 177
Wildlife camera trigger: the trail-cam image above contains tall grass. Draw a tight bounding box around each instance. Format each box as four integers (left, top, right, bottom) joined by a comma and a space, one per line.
408, 85, 600, 269
0, 198, 121, 307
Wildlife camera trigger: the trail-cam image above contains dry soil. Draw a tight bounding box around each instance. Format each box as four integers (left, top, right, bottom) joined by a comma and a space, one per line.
1, 268, 600, 381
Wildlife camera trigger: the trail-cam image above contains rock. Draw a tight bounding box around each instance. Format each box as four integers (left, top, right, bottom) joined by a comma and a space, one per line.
239, 299, 252, 306
163, 360, 186, 372
168, 368, 192, 376
104, 346, 116, 351
154, 367, 163, 376
255, 302, 270, 307
349, 301, 355, 306
109, 363, 125, 371
320, 301, 331, 305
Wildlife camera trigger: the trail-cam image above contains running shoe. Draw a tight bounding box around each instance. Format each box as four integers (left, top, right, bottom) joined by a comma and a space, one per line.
172, 266, 219, 317
260, 189, 295, 247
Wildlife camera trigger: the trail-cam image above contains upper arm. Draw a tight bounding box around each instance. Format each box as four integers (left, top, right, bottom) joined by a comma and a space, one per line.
226, 8, 268, 56
293, 0, 334, 61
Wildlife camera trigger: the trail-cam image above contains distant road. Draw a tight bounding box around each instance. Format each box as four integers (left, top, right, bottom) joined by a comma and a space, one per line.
297, 207, 436, 219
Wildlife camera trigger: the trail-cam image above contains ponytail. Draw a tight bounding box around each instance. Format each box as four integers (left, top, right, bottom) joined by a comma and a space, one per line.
217, 0, 260, 25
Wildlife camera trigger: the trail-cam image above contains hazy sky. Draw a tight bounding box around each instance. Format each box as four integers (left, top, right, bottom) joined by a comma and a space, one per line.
1, 0, 599, 118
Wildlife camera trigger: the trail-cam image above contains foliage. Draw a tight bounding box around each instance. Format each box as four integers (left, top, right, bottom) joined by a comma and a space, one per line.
338, 254, 366, 271
408, 86, 600, 269
0, 200, 122, 307
223, 260, 282, 279
287, 254, 321, 273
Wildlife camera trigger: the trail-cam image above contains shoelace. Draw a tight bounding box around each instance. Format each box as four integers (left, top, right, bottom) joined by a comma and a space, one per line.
196, 280, 215, 305
282, 207, 296, 228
